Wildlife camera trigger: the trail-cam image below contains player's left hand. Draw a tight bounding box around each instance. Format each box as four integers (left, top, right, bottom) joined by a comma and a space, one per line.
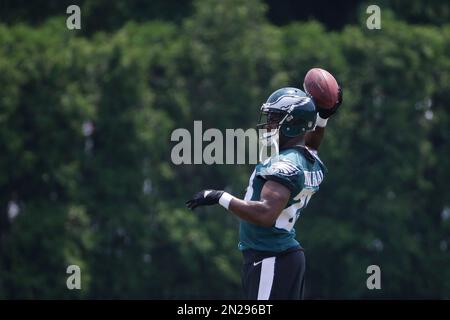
317, 86, 343, 119
186, 190, 224, 210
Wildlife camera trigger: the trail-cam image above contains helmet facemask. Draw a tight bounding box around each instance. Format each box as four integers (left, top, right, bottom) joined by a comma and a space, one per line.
256, 106, 292, 162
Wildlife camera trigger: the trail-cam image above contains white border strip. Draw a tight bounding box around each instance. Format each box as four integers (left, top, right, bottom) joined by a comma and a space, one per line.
257, 257, 276, 300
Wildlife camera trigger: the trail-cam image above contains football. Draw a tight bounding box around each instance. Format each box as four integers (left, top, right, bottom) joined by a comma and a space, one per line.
303, 68, 339, 109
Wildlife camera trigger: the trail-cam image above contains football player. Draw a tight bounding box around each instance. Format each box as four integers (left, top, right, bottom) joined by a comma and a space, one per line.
186, 85, 342, 300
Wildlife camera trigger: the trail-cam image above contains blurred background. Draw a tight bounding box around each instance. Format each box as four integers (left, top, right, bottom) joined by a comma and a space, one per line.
0, 0, 449, 299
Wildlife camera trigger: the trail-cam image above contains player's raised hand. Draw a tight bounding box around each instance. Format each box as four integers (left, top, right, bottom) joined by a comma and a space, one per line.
317, 86, 343, 119
186, 190, 224, 210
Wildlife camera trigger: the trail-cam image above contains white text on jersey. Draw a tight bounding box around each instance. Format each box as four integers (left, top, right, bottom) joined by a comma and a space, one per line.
303, 170, 324, 187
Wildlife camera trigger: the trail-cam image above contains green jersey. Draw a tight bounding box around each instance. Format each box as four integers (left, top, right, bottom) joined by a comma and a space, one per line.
239, 146, 327, 252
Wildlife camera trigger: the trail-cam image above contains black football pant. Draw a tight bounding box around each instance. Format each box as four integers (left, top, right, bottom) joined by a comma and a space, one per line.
241, 247, 305, 300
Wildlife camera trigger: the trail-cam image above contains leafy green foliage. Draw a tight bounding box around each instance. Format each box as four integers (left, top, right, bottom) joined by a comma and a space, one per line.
0, 0, 449, 299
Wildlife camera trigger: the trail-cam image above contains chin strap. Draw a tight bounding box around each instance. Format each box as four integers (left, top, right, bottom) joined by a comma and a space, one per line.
259, 129, 279, 163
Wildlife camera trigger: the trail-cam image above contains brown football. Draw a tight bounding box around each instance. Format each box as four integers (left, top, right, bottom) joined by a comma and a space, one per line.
303, 68, 339, 109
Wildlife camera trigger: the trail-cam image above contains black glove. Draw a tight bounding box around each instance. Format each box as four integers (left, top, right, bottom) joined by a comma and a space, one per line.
317, 86, 343, 119
186, 190, 224, 210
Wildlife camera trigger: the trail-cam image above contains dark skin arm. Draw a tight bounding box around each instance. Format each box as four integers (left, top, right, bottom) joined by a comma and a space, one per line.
228, 180, 291, 228
305, 126, 325, 151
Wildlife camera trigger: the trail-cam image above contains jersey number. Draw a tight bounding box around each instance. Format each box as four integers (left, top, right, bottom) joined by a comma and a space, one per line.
274, 188, 315, 231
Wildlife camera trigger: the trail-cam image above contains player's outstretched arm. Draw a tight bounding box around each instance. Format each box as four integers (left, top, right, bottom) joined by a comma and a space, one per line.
227, 180, 290, 227
186, 180, 290, 228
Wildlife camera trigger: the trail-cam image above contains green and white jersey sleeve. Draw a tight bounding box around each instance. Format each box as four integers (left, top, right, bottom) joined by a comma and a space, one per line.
257, 156, 305, 197
238, 147, 326, 252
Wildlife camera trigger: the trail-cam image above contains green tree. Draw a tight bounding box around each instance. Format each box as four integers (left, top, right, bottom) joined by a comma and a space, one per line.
0, 21, 94, 298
